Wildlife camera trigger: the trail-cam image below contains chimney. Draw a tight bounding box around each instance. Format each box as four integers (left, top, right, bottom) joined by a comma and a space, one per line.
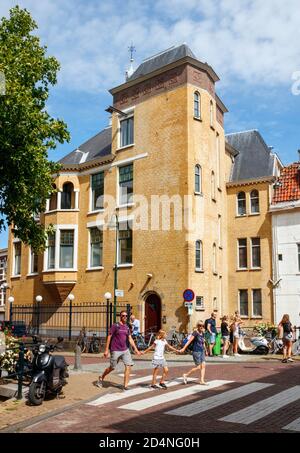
298, 149, 300, 162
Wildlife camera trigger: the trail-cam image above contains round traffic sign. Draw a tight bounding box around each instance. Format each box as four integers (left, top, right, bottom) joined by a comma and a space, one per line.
183, 289, 195, 302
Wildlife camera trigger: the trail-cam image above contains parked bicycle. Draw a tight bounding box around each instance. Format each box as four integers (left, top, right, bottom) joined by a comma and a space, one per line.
168, 327, 184, 349
132, 327, 156, 351
77, 328, 100, 353
268, 336, 284, 355
292, 326, 300, 356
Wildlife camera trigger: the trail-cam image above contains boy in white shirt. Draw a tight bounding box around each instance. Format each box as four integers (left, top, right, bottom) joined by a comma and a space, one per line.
142, 329, 180, 389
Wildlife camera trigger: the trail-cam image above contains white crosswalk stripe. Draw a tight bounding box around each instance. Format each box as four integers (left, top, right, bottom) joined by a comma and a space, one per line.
119, 380, 232, 412
282, 417, 300, 432
220, 385, 300, 425
165, 382, 273, 417
87, 377, 196, 407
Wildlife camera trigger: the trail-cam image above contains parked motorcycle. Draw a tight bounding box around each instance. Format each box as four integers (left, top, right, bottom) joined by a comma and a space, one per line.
28, 337, 69, 406
238, 331, 269, 355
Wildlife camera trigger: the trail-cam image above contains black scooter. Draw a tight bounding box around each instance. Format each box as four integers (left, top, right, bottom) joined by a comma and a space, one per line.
28, 337, 69, 406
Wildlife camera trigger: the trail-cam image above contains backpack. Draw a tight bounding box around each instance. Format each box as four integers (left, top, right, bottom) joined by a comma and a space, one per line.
204, 319, 209, 330
109, 322, 130, 350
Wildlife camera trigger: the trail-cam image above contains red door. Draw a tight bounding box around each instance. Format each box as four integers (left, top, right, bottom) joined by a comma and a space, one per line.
145, 294, 161, 337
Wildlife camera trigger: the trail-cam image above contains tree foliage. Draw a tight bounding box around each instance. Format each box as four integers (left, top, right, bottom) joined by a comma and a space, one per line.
0, 6, 69, 251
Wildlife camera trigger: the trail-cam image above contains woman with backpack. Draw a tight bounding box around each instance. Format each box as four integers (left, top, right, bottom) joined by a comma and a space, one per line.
278, 314, 295, 363
180, 321, 209, 385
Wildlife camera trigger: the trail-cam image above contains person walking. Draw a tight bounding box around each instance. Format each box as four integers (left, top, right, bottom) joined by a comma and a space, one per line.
142, 329, 180, 389
130, 314, 141, 339
97, 310, 141, 390
221, 315, 230, 358
278, 314, 295, 363
180, 321, 209, 385
231, 316, 243, 357
206, 312, 218, 356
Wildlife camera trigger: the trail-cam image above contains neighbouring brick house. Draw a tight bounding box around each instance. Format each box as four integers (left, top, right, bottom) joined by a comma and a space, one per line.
6, 44, 284, 333
0, 248, 8, 321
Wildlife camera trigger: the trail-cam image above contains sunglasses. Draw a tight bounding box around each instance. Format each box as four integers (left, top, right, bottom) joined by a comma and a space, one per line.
120, 314, 128, 317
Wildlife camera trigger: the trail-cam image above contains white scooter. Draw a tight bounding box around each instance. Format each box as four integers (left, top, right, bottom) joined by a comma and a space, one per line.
238, 331, 269, 355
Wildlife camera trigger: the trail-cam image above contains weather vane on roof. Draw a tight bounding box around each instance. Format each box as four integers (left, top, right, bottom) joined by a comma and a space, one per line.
125, 43, 136, 81
128, 44, 136, 62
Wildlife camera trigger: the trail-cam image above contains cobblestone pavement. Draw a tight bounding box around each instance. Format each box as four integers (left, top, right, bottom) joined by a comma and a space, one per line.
5, 361, 300, 434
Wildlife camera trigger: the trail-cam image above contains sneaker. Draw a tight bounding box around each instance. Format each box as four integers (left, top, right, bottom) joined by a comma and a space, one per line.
282, 358, 288, 363
183, 374, 188, 385
287, 357, 294, 362
95, 379, 103, 388
222, 355, 229, 359
159, 383, 167, 389
150, 384, 159, 389
123, 386, 130, 391
234, 353, 241, 357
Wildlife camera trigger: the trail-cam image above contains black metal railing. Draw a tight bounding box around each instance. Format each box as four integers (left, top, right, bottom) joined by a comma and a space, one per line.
10, 301, 131, 341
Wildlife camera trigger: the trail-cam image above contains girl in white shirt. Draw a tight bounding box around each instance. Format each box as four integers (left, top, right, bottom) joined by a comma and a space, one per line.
142, 330, 180, 389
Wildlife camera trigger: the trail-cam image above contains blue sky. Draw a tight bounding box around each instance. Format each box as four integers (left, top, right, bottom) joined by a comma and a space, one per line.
1, 0, 300, 248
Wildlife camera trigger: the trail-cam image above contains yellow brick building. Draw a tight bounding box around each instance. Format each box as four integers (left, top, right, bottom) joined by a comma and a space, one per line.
6, 45, 283, 334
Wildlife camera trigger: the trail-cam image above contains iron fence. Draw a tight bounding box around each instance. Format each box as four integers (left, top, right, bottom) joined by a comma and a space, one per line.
9, 301, 131, 341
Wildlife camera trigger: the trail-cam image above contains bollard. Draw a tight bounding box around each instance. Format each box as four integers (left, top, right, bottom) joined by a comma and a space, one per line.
73, 344, 82, 371
17, 342, 24, 400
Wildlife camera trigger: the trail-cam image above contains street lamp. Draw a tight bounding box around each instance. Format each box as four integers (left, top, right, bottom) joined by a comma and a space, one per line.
8, 296, 14, 304
104, 292, 112, 302
109, 213, 119, 323
68, 293, 75, 302
35, 295, 43, 303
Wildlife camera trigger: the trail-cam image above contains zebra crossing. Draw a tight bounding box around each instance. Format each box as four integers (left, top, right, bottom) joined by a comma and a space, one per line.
88, 374, 300, 432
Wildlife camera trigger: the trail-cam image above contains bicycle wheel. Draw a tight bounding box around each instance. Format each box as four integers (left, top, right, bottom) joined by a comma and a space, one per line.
292, 340, 300, 355
90, 340, 100, 353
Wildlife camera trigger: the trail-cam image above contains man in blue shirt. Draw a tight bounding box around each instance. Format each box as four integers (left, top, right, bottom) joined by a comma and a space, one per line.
206, 312, 217, 357
130, 314, 140, 338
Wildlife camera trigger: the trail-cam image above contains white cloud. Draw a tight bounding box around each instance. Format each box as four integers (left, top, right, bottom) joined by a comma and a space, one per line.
1, 0, 300, 93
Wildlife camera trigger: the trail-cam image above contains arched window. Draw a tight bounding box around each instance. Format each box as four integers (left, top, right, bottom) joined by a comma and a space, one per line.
195, 240, 203, 270
211, 171, 216, 200
213, 243, 217, 274
250, 190, 259, 214
210, 100, 214, 127
61, 182, 74, 210
49, 184, 57, 211
194, 91, 201, 118
195, 165, 202, 193
237, 192, 246, 216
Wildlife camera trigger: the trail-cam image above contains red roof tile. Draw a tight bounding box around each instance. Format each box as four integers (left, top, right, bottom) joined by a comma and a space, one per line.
272, 163, 300, 203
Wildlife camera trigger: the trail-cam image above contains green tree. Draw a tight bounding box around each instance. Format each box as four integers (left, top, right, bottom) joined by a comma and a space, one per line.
0, 6, 69, 251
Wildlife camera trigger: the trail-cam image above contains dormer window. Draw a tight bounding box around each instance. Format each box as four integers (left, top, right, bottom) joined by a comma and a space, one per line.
237, 192, 246, 216
120, 116, 134, 147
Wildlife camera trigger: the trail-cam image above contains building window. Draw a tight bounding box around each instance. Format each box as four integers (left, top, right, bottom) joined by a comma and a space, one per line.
251, 238, 261, 268
30, 249, 38, 274
213, 243, 217, 274
210, 100, 214, 127
213, 297, 218, 311
61, 182, 74, 210
218, 215, 222, 248
90, 227, 103, 268
118, 222, 132, 265
91, 172, 104, 211
238, 239, 247, 269
239, 290, 249, 317
196, 296, 204, 311
237, 192, 246, 216
13, 242, 21, 276
252, 289, 262, 317
47, 233, 56, 270
49, 184, 57, 211
250, 190, 260, 214
211, 171, 216, 200
195, 240, 203, 270
194, 92, 201, 118
298, 245, 300, 272
120, 116, 134, 147
216, 133, 221, 188
119, 164, 133, 205
195, 165, 202, 193
59, 230, 74, 269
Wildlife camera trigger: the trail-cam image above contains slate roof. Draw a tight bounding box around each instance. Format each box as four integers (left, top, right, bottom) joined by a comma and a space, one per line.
128, 44, 197, 82
272, 164, 300, 203
59, 127, 113, 167
226, 130, 275, 182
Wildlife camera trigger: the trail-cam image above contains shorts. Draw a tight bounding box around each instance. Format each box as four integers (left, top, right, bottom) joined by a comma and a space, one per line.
152, 358, 168, 368
233, 332, 240, 339
222, 336, 230, 342
209, 333, 216, 344
192, 351, 206, 366
110, 349, 134, 369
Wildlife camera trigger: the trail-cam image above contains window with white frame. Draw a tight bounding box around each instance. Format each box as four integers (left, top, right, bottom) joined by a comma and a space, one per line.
216, 133, 221, 188
250, 190, 260, 214
195, 240, 203, 270
194, 91, 201, 118
298, 244, 300, 272
239, 289, 249, 317
210, 100, 214, 127
195, 296, 204, 311
252, 289, 262, 317
59, 230, 74, 269
89, 227, 103, 268
251, 238, 261, 268
213, 243, 217, 274
13, 242, 21, 276
49, 184, 57, 211
91, 172, 104, 211
218, 215, 222, 248
211, 171, 216, 200
118, 222, 132, 265
30, 249, 38, 274
47, 233, 56, 270
237, 192, 246, 216
213, 297, 218, 311
61, 182, 74, 209
120, 116, 134, 147
195, 165, 202, 193
238, 238, 247, 269
119, 164, 133, 205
